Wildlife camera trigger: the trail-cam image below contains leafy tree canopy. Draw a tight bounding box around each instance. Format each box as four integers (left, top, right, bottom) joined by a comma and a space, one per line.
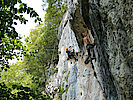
0, 0, 41, 70
0, 0, 68, 99
22, 0, 68, 96
0, 0, 45, 99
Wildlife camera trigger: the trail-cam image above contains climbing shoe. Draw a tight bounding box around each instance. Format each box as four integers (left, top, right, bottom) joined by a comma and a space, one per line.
91, 57, 96, 60
84, 59, 91, 64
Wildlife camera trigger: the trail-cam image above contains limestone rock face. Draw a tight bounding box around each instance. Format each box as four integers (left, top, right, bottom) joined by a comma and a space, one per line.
56, 0, 105, 99
47, 0, 133, 100
84, 0, 133, 100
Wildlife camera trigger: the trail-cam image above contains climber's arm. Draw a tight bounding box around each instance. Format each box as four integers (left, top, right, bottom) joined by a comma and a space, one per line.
68, 46, 73, 51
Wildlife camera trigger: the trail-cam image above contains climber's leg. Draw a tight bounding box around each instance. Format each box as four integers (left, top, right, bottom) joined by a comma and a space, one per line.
84, 45, 91, 64
68, 53, 73, 64
92, 49, 96, 58
87, 45, 91, 57
84, 55, 90, 64
74, 56, 78, 61
90, 47, 96, 61
75, 53, 78, 61
74, 52, 78, 61
90, 48, 95, 57
89, 44, 95, 49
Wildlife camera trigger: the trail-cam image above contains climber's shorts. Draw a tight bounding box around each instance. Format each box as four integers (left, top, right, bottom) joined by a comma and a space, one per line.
68, 52, 75, 59
86, 44, 94, 49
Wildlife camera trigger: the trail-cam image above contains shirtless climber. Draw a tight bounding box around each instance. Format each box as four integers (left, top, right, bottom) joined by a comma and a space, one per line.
66, 46, 78, 63
81, 30, 96, 64
53, 98, 57, 100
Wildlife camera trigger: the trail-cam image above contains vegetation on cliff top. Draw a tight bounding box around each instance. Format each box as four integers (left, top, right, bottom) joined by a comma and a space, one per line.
0, 0, 67, 99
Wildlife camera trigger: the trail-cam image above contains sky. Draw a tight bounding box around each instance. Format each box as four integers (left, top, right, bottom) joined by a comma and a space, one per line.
14, 0, 46, 38
10, 0, 46, 64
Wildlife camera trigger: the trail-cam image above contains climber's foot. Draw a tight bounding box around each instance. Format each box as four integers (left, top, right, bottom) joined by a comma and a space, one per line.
84, 59, 91, 64
75, 57, 78, 61
91, 57, 96, 60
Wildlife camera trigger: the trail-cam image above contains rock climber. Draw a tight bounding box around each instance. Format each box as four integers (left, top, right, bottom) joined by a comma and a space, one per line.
53, 98, 57, 100
66, 46, 77, 62
81, 30, 95, 64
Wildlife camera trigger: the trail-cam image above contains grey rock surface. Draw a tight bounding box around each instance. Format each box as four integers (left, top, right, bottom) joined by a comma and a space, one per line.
86, 0, 133, 99
47, 0, 133, 100
56, 0, 106, 99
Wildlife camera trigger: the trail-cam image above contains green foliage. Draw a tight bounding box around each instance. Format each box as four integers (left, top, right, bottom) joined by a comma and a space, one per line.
23, 24, 58, 94
0, 63, 36, 89
0, 0, 41, 69
65, 95, 67, 100
58, 83, 69, 99
0, 83, 50, 100
65, 71, 70, 82
58, 85, 64, 99
0, 61, 52, 99
22, 0, 68, 95
0, 0, 68, 99
44, 0, 67, 33
0, 0, 43, 99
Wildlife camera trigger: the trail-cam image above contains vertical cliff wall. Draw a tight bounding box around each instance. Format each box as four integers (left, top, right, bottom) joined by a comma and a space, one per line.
47, 0, 133, 100
57, 10, 105, 100
82, 0, 133, 100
